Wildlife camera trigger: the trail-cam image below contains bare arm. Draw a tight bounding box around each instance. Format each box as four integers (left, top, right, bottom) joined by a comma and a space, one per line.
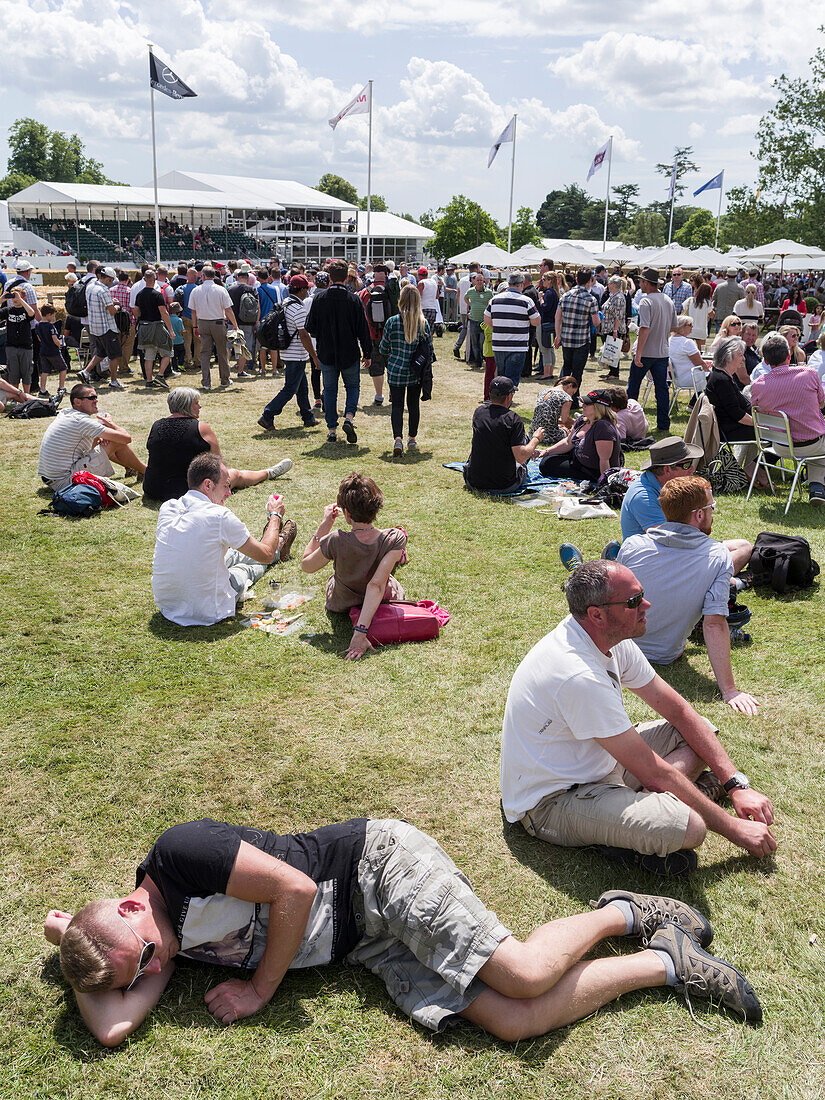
512, 427, 545, 465
553, 306, 562, 347
224, 306, 238, 328
595, 728, 776, 855
301, 504, 339, 572
198, 420, 221, 455
159, 304, 174, 341
236, 494, 284, 565
594, 437, 615, 476
203, 841, 317, 1024
634, 326, 650, 365
345, 546, 405, 660
76, 963, 175, 1047
703, 615, 760, 716
297, 327, 319, 367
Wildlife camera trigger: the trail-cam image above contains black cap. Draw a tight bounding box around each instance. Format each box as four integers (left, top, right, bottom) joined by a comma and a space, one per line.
582, 388, 613, 407
489, 376, 516, 398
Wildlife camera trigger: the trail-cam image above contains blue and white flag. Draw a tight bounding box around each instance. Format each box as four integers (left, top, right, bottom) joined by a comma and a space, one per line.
694, 171, 724, 197
667, 161, 678, 200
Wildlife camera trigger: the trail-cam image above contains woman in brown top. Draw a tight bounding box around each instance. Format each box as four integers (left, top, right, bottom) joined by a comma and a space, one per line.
301, 472, 407, 659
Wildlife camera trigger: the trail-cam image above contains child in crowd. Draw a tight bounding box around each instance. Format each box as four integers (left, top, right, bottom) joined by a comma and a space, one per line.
168, 302, 186, 370
36, 304, 67, 398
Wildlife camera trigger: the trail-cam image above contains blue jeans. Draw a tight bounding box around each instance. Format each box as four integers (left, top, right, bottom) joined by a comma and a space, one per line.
263, 359, 313, 422
321, 360, 360, 429
467, 319, 484, 366
494, 350, 525, 389
628, 355, 670, 431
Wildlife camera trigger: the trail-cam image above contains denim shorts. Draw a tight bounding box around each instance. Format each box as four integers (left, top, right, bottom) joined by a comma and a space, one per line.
347, 820, 511, 1031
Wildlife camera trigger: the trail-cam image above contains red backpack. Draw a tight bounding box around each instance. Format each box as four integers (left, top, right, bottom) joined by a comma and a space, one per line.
349, 600, 449, 645
71, 471, 117, 507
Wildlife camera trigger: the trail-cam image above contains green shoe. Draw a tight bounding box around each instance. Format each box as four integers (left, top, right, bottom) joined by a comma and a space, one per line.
591, 889, 712, 947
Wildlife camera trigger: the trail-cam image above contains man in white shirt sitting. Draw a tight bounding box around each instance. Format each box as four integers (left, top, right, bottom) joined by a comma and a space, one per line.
152, 453, 296, 627
500, 560, 776, 877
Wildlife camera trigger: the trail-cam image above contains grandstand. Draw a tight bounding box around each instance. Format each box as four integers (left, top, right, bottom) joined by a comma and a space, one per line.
6, 174, 433, 265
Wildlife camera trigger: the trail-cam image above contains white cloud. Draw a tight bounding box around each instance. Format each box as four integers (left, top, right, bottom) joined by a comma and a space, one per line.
719, 114, 761, 137
550, 32, 773, 108
689, 123, 705, 139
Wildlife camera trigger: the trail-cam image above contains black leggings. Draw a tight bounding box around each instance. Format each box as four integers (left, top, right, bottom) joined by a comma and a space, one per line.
389, 382, 421, 439
538, 452, 596, 480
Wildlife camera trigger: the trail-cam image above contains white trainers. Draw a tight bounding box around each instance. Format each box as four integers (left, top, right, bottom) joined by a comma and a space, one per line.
267, 459, 293, 479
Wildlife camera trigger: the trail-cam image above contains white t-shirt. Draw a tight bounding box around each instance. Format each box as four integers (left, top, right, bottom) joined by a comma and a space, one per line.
419, 276, 438, 310
152, 490, 250, 626
684, 296, 711, 339
668, 334, 705, 389
457, 275, 471, 315
733, 298, 764, 323
37, 409, 106, 486
500, 616, 655, 820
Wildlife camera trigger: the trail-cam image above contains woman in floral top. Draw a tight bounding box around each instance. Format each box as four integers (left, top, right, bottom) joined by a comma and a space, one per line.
528, 376, 579, 443
379, 284, 434, 457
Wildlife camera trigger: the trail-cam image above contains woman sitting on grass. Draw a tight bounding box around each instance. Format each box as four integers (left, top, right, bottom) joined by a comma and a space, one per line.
301, 473, 407, 660
537, 388, 622, 482
143, 387, 292, 502
529, 376, 578, 444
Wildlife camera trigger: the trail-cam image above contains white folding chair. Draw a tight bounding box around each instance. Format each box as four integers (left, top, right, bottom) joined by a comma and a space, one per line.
667, 363, 704, 415
691, 366, 708, 399
640, 370, 672, 410
746, 409, 825, 514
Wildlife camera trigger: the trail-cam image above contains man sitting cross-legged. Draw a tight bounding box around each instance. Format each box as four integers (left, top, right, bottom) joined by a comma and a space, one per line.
151, 453, 296, 627
45, 816, 762, 1049
617, 476, 759, 716
500, 560, 776, 877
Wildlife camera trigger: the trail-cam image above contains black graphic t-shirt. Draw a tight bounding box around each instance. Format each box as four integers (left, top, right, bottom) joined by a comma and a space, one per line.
136, 818, 368, 971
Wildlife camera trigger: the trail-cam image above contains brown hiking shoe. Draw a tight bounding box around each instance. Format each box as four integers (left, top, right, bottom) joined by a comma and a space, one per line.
592, 889, 712, 947
278, 519, 297, 562
649, 922, 762, 1023
696, 770, 726, 804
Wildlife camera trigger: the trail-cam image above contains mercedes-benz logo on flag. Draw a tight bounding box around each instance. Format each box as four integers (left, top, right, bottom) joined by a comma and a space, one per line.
149, 50, 197, 100
162, 68, 178, 85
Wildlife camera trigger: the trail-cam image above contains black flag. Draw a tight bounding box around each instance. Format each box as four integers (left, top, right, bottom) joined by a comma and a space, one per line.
149, 51, 197, 100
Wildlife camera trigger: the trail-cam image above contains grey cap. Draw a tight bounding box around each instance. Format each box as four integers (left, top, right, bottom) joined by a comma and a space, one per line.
15, 258, 33, 272
100, 266, 117, 279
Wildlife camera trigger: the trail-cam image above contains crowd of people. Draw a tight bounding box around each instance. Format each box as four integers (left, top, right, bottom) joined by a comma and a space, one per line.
7, 245, 820, 1051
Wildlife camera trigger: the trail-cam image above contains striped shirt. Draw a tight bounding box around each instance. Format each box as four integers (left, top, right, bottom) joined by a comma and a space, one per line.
37, 409, 106, 486
87, 281, 117, 335
558, 286, 598, 347
750, 364, 825, 441
279, 296, 309, 362
484, 289, 538, 353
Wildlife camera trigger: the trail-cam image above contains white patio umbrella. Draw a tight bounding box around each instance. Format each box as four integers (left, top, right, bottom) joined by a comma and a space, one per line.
595, 243, 646, 265
447, 241, 513, 266
540, 242, 600, 266
507, 243, 549, 266
739, 238, 823, 281
764, 252, 825, 273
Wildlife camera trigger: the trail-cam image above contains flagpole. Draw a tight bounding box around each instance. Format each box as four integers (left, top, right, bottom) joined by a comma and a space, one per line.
148, 44, 162, 264
715, 169, 724, 249
602, 136, 613, 252
365, 79, 373, 265
507, 114, 517, 254
667, 160, 676, 245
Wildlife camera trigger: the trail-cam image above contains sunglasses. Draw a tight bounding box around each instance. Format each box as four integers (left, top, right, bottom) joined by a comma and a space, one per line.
673, 460, 695, 470
117, 912, 156, 990
595, 590, 645, 610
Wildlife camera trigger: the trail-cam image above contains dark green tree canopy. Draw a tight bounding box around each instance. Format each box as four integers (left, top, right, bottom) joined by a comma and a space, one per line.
510, 206, 543, 250
427, 195, 503, 260
1, 117, 119, 199
316, 173, 360, 205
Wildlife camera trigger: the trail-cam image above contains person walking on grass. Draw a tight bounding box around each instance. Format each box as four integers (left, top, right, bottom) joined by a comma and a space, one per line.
378, 284, 434, 457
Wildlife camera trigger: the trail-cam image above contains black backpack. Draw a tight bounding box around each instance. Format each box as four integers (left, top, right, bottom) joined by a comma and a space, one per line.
237, 287, 259, 324
746, 532, 820, 594
114, 308, 131, 335
65, 275, 93, 318
258, 296, 297, 351
7, 398, 58, 419
367, 284, 392, 328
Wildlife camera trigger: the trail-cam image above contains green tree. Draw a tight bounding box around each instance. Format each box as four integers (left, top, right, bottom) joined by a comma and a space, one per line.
428, 195, 503, 260
536, 184, 592, 237
675, 209, 716, 248
654, 146, 700, 200
720, 185, 790, 249
510, 205, 543, 250
610, 183, 640, 231
7, 118, 50, 177
418, 209, 438, 229
624, 210, 667, 248
569, 199, 609, 241
0, 171, 36, 200
316, 173, 359, 205
5, 117, 119, 189
359, 193, 388, 212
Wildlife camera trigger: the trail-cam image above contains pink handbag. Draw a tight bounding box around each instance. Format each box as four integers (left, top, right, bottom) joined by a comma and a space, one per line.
349, 600, 449, 645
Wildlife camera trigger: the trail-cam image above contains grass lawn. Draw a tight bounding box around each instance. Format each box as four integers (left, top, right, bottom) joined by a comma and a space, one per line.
3, 337, 825, 1100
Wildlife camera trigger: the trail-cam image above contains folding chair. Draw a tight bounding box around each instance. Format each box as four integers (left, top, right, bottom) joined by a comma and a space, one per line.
746, 409, 825, 514
640, 369, 672, 410
667, 365, 705, 415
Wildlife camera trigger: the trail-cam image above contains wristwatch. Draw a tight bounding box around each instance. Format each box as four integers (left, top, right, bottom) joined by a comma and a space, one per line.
723, 771, 750, 793
353, 624, 369, 634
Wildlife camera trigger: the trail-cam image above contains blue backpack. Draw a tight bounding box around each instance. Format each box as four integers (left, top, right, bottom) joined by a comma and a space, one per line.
48, 483, 104, 517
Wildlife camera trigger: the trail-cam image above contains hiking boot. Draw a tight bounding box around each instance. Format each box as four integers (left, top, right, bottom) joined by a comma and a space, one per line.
649, 922, 762, 1023
592, 844, 698, 878
559, 543, 584, 572
258, 416, 275, 430
278, 519, 297, 562
342, 419, 357, 444
695, 770, 726, 805
591, 889, 713, 948
601, 539, 621, 561
267, 459, 293, 479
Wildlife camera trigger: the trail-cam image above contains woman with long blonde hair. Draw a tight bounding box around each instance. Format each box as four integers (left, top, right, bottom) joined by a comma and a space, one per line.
378, 283, 434, 456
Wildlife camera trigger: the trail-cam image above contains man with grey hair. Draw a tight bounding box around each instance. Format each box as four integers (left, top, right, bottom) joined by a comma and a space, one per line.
484, 270, 540, 390
711, 268, 744, 333
500, 559, 776, 877
750, 331, 825, 504
189, 266, 238, 390
741, 321, 762, 377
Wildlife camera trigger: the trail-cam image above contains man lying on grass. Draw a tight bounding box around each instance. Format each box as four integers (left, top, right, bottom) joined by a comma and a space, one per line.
45, 817, 761, 1048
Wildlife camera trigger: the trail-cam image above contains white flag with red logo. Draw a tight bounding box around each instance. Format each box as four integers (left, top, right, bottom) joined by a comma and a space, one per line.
329, 82, 371, 130
587, 140, 610, 182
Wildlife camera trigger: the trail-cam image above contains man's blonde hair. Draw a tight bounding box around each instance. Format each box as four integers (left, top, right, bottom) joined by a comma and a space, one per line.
59, 901, 121, 992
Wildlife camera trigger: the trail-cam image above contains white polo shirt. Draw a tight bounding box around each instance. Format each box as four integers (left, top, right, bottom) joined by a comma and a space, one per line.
152, 490, 250, 626
500, 615, 655, 820
189, 280, 233, 321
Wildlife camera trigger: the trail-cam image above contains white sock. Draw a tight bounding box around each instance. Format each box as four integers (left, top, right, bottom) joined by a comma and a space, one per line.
650, 948, 678, 986
607, 900, 636, 935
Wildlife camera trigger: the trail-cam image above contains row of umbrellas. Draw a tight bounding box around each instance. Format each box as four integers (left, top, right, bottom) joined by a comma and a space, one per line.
447, 238, 825, 274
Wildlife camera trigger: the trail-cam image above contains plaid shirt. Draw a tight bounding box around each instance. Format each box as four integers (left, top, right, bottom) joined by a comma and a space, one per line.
663, 281, 692, 312
559, 286, 598, 347
378, 313, 432, 386
110, 280, 133, 317
744, 279, 765, 305
87, 281, 118, 335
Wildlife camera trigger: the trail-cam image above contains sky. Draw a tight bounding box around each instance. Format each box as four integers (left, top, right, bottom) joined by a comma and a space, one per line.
2, 0, 822, 228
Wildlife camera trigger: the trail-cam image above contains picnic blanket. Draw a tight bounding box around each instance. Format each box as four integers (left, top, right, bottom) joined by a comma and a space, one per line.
443, 460, 591, 497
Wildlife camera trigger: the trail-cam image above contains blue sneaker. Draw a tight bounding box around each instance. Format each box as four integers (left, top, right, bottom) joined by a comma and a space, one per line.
601, 539, 621, 561
559, 544, 584, 572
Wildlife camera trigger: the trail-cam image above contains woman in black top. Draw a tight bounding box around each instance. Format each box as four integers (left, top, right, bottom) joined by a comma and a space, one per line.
705, 337, 768, 487
143, 387, 293, 501
537, 388, 622, 482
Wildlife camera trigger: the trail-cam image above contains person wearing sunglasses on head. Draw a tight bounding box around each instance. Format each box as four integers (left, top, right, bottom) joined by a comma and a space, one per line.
500, 559, 776, 879
617, 476, 758, 714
